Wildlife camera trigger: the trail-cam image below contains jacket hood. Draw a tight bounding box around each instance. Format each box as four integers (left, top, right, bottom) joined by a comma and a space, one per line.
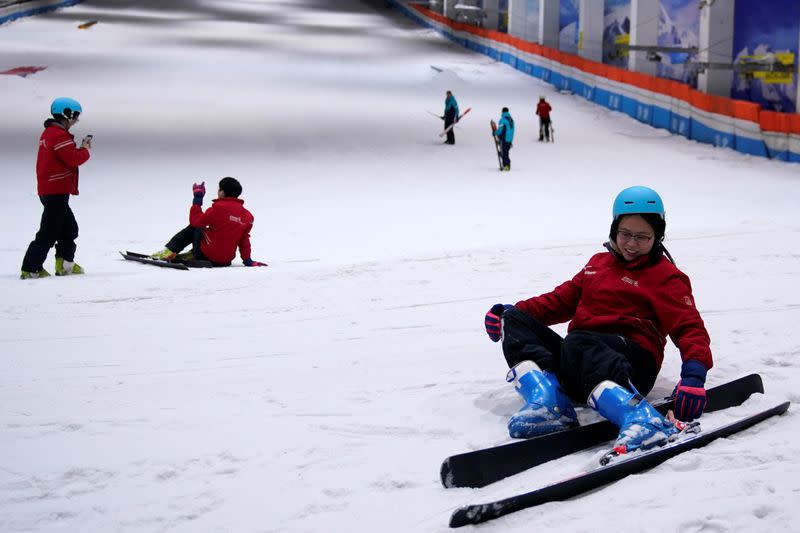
43, 118, 67, 129
212, 197, 245, 205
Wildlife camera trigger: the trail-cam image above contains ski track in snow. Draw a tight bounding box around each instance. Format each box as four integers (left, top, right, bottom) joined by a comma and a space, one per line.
1, 1, 800, 532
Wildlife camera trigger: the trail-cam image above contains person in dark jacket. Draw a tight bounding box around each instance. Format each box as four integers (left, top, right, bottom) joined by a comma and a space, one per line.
493, 107, 515, 170
483, 186, 713, 457
442, 90, 459, 145
21, 97, 92, 279
151, 177, 267, 267
536, 96, 552, 142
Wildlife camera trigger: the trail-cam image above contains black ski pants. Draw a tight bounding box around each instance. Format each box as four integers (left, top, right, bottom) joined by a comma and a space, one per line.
444, 111, 456, 144
21, 194, 78, 272
501, 141, 511, 168
500, 307, 658, 403
539, 118, 551, 141
165, 225, 207, 260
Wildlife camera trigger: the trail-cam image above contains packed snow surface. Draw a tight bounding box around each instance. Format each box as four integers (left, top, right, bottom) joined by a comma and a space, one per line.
1, 1, 799, 531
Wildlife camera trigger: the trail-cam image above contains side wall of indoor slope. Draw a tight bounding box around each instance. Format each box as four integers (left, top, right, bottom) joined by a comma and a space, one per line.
1, 1, 82, 26
391, 1, 800, 163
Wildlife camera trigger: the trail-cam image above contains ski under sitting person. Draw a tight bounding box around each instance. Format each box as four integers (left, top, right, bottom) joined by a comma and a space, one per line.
442, 90, 459, 145
151, 177, 267, 267
493, 107, 515, 170
483, 186, 713, 455
21, 97, 92, 279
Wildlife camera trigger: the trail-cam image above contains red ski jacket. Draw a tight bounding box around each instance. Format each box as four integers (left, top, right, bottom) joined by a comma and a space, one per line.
189, 197, 254, 265
515, 249, 713, 372
536, 101, 552, 120
35, 120, 90, 196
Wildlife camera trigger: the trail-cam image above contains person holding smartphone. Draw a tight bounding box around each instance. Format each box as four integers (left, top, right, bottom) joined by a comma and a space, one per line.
20, 97, 92, 279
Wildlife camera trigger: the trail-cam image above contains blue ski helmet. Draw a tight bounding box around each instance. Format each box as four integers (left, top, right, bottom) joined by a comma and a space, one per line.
51, 97, 82, 119
612, 186, 665, 220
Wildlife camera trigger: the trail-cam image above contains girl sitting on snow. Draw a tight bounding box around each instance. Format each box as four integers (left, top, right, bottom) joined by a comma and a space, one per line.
484, 186, 713, 456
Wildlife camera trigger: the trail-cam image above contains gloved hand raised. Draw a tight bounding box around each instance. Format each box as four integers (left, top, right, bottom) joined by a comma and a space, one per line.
243, 258, 268, 267
192, 181, 206, 206
484, 303, 513, 342
673, 360, 707, 422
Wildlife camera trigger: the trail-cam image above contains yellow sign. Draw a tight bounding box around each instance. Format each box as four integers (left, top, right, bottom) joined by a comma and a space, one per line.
614, 34, 629, 57
775, 52, 795, 65
754, 71, 793, 84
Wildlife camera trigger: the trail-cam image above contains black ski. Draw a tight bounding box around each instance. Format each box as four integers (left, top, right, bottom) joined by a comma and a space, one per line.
441, 373, 763, 489
120, 251, 214, 270
449, 399, 790, 528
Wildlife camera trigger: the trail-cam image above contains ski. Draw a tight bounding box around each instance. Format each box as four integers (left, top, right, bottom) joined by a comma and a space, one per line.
440, 373, 763, 489
449, 400, 790, 528
490, 119, 503, 170
120, 251, 213, 270
439, 107, 471, 137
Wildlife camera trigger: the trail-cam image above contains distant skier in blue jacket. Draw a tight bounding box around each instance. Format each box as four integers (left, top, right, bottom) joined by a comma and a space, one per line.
494, 107, 515, 170
443, 90, 459, 145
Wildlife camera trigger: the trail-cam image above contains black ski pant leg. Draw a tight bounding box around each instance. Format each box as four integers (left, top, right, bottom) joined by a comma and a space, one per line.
21, 194, 72, 272
558, 330, 659, 404
54, 203, 78, 262
165, 226, 207, 259
444, 116, 455, 144
501, 141, 511, 168
191, 228, 207, 260
538, 119, 544, 141
543, 119, 551, 141
165, 225, 195, 254
500, 307, 564, 373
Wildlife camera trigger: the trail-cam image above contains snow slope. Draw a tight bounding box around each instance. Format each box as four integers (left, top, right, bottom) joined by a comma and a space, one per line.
1, 1, 799, 531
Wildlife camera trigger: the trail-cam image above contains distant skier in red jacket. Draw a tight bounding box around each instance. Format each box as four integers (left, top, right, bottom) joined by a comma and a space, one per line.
483, 186, 713, 458
151, 177, 267, 267
536, 96, 552, 142
21, 97, 92, 279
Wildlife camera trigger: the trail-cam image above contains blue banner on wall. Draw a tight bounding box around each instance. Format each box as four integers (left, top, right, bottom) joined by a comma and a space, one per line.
732, 0, 799, 113
560, 0, 578, 54
603, 0, 630, 67
657, 0, 699, 87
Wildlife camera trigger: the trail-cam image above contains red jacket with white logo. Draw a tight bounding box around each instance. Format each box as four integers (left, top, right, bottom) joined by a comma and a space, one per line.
36, 120, 90, 196
515, 250, 713, 372
536, 100, 552, 120
190, 197, 254, 265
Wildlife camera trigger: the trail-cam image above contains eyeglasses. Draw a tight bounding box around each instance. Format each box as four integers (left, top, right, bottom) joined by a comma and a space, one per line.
617, 230, 654, 244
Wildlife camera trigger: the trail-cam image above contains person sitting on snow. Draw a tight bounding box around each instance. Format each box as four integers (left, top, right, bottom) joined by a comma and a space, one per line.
151, 177, 267, 268
483, 186, 713, 457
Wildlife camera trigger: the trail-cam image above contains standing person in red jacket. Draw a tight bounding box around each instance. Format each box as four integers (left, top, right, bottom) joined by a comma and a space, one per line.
151, 177, 267, 267
21, 97, 92, 279
536, 96, 552, 142
483, 186, 713, 458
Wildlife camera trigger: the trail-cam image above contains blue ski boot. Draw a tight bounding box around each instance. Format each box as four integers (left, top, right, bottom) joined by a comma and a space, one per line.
588, 380, 680, 457
506, 360, 579, 438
